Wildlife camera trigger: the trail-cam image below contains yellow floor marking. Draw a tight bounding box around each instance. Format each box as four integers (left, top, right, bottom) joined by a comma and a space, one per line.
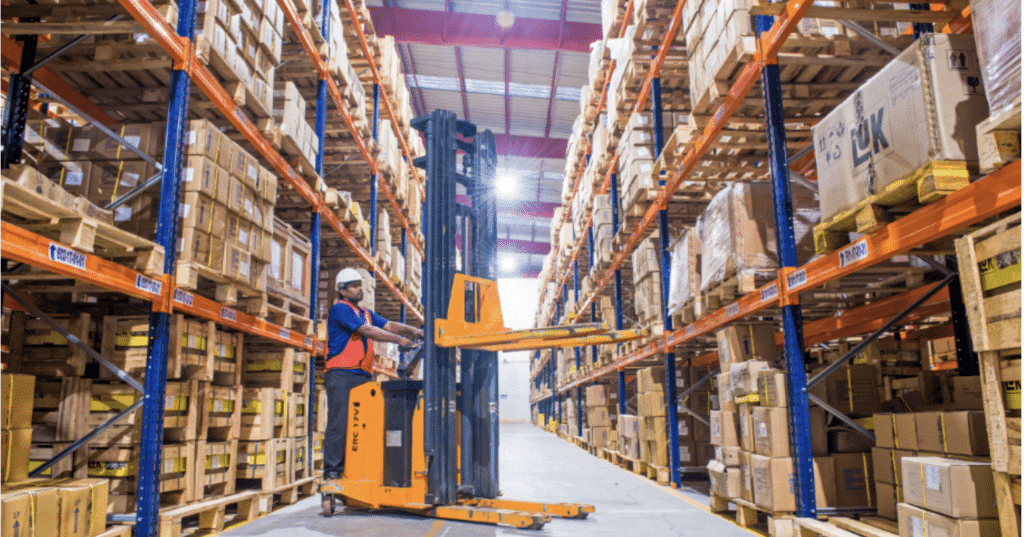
423, 519, 446, 537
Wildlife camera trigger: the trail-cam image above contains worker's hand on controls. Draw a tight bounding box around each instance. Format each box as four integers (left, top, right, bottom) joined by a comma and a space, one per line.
399, 337, 416, 348
413, 327, 425, 338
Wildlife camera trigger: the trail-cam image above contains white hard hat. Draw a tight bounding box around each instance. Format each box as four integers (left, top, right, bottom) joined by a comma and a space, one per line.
335, 268, 362, 290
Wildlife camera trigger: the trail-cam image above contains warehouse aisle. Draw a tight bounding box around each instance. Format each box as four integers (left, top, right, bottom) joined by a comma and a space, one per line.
221, 422, 753, 536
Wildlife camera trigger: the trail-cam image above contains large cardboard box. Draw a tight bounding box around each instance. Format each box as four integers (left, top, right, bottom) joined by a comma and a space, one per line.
833, 453, 874, 508
641, 416, 666, 442
591, 426, 609, 449
897, 503, 1000, 537
1, 428, 32, 483
620, 437, 641, 460
824, 364, 879, 416
812, 34, 988, 222
679, 440, 697, 466
587, 406, 611, 427
730, 360, 770, 396
873, 447, 915, 485
715, 325, 778, 373
677, 414, 694, 439
739, 450, 754, 502
914, 411, 989, 456
618, 414, 640, 439
753, 406, 789, 457
1, 374, 35, 430
900, 457, 997, 519
717, 373, 737, 412
876, 481, 902, 520
710, 410, 739, 447
56, 478, 109, 537
716, 446, 741, 467
637, 367, 666, 394
757, 369, 787, 408
737, 403, 754, 452
585, 384, 609, 407
951, 376, 984, 410
0, 485, 60, 537
751, 455, 836, 512
708, 460, 742, 499
875, 413, 919, 450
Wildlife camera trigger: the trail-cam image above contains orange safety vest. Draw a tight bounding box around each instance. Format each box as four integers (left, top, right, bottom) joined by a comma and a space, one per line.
325, 301, 375, 373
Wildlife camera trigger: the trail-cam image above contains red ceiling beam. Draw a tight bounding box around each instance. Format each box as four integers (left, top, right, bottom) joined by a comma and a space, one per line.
498, 239, 551, 255
494, 134, 566, 159
544, 0, 570, 138
503, 48, 511, 135
453, 46, 471, 122
368, 7, 601, 53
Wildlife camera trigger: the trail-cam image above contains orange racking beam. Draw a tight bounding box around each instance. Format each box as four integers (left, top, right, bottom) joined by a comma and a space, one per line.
1, 224, 316, 349
0, 34, 119, 126
109, 0, 424, 321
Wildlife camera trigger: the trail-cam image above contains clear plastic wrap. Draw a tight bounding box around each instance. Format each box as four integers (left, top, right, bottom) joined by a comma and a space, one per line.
970, 0, 1021, 115
667, 226, 700, 314
699, 182, 818, 291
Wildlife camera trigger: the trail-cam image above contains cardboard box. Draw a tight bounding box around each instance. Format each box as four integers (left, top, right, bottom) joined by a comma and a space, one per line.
753, 406, 790, 457
708, 460, 742, 499
55, 478, 109, 537
715, 325, 778, 373
716, 446, 741, 466
873, 447, 915, 485
647, 439, 668, 466
620, 437, 641, 460
639, 392, 666, 417
1, 428, 32, 483
39, 161, 96, 198
585, 384, 609, 407
618, 414, 640, 438
716, 373, 737, 412
587, 406, 610, 427
876, 481, 902, 520
833, 453, 874, 507
825, 364, 879, 416
751, 455, 835, 512
874, 413, 919, 450
915, 411, 989, 456
757, 369, 788, 408
679, 440, 697, 466
637, 367, 666, 394
710, 410, 739, 447
951, 376, 984, 410
0, 485, 60, 537
897, 503, 1000, 537
677, 414, 694, 439
810, 407, 829, 456
900, 457, 997, 519
730, 361, 770, 396
738, 403, 754, 452
812, 34, 988, 222
1, 374, 35, 430
591, 426, 609, 449
641, 416, 666, 442
739, 450, 754, 502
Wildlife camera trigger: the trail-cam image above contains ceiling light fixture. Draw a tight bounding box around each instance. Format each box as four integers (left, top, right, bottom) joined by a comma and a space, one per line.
496, 172, 518, 197
496, 9, 515, 29
501, 256, 516, 272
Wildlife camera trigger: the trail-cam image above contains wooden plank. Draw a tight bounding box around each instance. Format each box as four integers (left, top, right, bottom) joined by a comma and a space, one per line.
794, 518, 860, 537
993, 471, 1022, 537
829, 517, 898, 537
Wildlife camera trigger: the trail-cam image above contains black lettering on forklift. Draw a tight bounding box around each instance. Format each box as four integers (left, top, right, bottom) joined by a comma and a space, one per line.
351, 406, 360, 452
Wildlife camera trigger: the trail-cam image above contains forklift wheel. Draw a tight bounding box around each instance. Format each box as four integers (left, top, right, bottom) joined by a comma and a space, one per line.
321, 494, 336, 516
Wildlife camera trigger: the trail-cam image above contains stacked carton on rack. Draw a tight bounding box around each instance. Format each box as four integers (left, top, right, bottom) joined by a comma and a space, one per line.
637, 367, 668, 468
585, 384, 618, 450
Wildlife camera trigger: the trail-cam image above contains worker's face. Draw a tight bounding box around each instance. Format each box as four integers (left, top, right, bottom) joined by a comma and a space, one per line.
340, 282, 363, 303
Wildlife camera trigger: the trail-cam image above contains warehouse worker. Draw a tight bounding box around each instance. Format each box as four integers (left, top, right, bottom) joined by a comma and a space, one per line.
322, 269, 422, 493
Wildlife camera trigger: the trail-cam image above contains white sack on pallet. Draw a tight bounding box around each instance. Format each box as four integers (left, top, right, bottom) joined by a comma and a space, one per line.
698, 182, 818, 292
969, 0, 1020, 116
667, 226, 700, 315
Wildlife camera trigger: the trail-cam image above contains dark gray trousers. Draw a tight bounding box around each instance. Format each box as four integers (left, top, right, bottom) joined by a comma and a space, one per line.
323, 368, 372, 478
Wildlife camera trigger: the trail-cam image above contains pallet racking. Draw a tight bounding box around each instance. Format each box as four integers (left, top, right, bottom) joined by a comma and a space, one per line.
529, 0, 1020, 524
1, 0, 425, 534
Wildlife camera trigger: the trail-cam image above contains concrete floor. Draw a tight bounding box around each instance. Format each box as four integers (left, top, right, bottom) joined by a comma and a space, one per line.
221, 422, 754, 536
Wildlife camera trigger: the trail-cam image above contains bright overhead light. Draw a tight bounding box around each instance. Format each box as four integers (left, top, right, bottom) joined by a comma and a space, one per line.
496, 173, 517, 197
501, 256, 516, 272
496, 10, 515, 29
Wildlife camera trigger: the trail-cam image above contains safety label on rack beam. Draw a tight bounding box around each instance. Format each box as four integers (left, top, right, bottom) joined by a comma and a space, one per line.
279, 328, 290, 339
838, 240, 869, 267
760, 283, 779, 303
686, 325, 694, 336
135, 275, 162, 295
787, 268, 808, 291
49, 243, 86, 271
173, 289, 194, 307
304, 337, 313, 346
726, 303, 740, 317
220, 307, 237, 321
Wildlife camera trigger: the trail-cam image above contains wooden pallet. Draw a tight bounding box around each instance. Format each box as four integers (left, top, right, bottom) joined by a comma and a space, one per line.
1, 176, 165, 276
645, 463, 671, 485
718, 496, 795, 537
5, 311, 94, 377
619, 455, 648, 476
256, 475, 318, 514
157, 490, 261, 537
701, 268, 777, 315
821, 516, 899, 537
814, 160, 974, 254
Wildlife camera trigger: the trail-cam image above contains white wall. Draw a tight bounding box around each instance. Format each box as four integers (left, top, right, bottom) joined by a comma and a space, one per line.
496, 277, 539, 422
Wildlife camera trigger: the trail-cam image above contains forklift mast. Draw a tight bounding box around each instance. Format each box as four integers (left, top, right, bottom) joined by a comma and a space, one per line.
411, 110, 499, 504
